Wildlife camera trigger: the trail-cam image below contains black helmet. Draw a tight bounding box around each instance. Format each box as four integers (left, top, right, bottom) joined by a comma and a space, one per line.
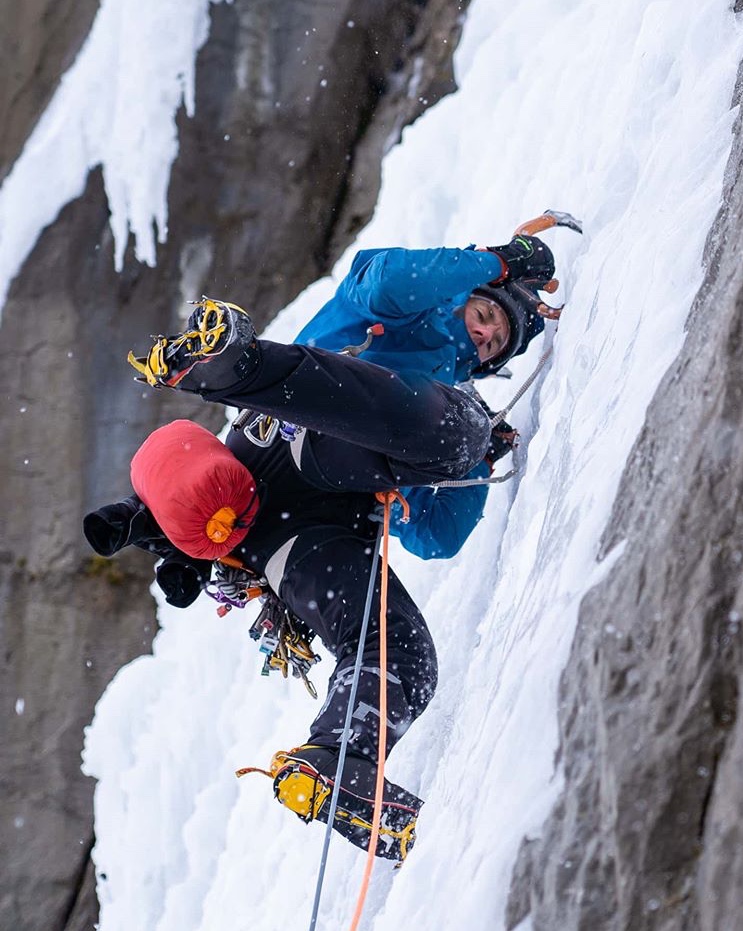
470, 278, 555, 376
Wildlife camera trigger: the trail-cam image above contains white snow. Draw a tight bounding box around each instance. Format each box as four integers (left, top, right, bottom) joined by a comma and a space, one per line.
5, 0, 735, 927
0, 0, 221, 314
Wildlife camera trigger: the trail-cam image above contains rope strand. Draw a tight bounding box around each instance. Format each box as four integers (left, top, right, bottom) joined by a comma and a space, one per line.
348, 493, 394, 931
490, 346, 553, 426
307, 521, 384, 931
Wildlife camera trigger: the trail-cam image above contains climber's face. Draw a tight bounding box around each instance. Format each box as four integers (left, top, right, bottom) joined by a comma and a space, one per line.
463, 296, 511, 362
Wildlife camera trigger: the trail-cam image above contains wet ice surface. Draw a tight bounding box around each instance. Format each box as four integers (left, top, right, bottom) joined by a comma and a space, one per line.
74, 1, 743, 929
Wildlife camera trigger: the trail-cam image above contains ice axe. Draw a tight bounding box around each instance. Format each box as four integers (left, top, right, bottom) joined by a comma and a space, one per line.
510, 208, 583, 319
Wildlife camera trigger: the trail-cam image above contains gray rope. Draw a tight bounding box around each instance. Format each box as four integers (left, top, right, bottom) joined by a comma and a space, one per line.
433, 346, 554, 489
434, 468, 518, 488
490, 346, 553, 427
307, 521, 384, 931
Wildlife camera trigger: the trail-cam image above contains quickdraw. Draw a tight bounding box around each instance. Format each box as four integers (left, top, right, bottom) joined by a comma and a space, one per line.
231, 408, 303, 448
249, 593, 321, 699
206, 560, 320, 698
205, 560, 264, 614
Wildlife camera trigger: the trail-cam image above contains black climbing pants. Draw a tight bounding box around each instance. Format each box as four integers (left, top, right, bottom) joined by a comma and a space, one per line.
276, 529, 438, 761
207, 340, 491, 491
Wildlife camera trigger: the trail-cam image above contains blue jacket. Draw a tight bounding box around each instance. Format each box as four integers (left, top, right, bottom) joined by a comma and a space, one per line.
295, 246, 503, 559
297, 246, 506, 382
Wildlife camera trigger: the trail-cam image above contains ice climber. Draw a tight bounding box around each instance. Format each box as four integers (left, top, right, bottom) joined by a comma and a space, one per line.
84, 232, 556, 861
292, 237, 557, 558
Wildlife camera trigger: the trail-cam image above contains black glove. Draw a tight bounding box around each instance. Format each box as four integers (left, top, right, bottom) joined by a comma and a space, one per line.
485, 420, 519, 467
156, 554, 212, 608
486, 235, 555, 283
83, 495, 144, 556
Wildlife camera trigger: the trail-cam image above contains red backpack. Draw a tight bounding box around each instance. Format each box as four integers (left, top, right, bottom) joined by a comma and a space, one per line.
131, 419, 259, 559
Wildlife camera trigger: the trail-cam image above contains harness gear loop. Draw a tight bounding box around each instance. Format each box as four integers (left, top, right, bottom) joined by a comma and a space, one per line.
231, 407, 303, 448
206, 562, 320, 695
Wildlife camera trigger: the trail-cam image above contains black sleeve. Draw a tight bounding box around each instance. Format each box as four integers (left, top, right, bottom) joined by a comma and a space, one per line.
83, 494, 146, 556
84, 493, 182, 559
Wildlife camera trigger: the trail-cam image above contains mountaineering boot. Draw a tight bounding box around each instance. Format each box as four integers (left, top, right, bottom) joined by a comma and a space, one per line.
272, 744, 421, 861
127, 297, 260, 391
237, 744, 421, 862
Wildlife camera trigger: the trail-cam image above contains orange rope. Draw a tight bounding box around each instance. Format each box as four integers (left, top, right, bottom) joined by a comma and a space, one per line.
347, 490, 406, 931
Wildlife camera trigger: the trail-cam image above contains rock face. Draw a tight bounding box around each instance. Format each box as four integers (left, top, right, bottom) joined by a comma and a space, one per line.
0, 2, 469, 928
505, 64, 743, 931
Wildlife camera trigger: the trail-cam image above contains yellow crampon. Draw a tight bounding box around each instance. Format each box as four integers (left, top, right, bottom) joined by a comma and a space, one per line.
234, 746, 417, 860
335, 809, 417, 862
235, 747, 331, 822
127, 297, 248, 387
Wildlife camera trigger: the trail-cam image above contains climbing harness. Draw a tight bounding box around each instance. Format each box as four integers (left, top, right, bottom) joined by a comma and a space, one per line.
205, 559, 321, 698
